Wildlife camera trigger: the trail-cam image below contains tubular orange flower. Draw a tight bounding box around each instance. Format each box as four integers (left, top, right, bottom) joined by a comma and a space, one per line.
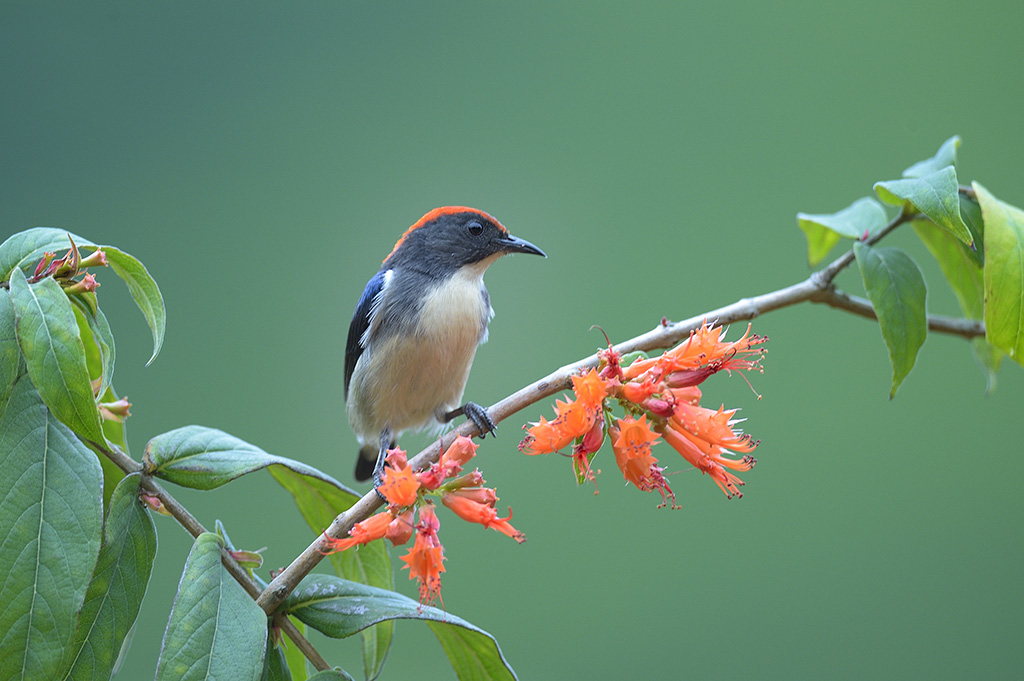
672, 402, 759, 454
660, 424, 748, 499
441, 491, 526, 543
379, 458, 421, 507
519, 396, 596, 454
400, 505, 445, 605
320, 511, 393, 553
622, 322, 767, 382
610, 416, 676, 508
385, 508, 415, 546
418, 436, 479, 489
572, 368, 609, 408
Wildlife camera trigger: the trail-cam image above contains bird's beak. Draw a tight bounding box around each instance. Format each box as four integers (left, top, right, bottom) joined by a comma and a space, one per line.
501, 233, 546, 258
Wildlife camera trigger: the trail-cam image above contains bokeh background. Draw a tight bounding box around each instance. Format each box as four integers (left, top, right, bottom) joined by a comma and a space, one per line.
3, 1, 1023, 679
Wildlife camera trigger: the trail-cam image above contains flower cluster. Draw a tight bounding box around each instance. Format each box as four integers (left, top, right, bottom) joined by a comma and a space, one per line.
321, 436, 525, 606
30, 237, 108, 293
519, 322, 767, 506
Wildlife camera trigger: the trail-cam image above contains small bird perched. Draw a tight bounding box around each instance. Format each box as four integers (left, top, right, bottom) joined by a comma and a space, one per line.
345, 206, 545, 482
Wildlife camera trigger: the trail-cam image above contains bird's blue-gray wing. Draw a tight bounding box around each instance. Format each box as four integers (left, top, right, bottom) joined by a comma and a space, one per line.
344, 269, 386, 399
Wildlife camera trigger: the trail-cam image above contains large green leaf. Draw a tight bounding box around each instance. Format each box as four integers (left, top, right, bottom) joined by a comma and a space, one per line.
8, 267, 104, 443
0, 228, 95, 282
854, 243, 928, 398
797, 197, 888, 266
913, 220, 1002, 390
0, 375, 103, 681
62, 473, 157, 681
100, 246, 165, 366
902, 135, 960, 178
283, 574, 517, 681
974, 182, 1024, 365
155, 533, 268, 681
269, 466, 393, 680
143, 425, 358, 492
0, 290, 19, 419
874, 166, 973, 247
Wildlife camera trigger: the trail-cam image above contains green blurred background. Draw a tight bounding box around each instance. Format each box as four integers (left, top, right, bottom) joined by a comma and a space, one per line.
3, 1, 1022, 679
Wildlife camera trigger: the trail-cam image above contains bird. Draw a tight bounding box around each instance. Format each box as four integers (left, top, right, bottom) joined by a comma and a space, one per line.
344, 206, 546, 483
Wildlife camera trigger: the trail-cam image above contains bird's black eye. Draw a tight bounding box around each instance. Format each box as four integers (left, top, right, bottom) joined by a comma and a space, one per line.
467, 220, 484, 236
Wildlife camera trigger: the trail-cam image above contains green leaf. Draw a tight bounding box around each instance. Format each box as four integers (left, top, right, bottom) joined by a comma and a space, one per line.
269, 466, 393, 680
0, 375, 103, 681
8, 267, 104, 443
71, 299, 116, 406
144, 425, 359, 492
62, 473, 157, 681
261, 633, 292, 681
902, 135, 961, 178
913, 221, 1002, 390
0, 228, 95, 282
854, 242, 928, 398
959, 194, 986, 265
308, 670, 355, 681
283, 574, 517, 681
874, 166, 973, 247
0, 290, 20, 419
155, 533, 268, 681
974, 182, 1024, 365
797, 197, 889, 266
100, 246, 166, 366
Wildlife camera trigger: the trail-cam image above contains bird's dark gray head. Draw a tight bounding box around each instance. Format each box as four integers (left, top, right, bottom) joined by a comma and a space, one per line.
383, 206, 545, 275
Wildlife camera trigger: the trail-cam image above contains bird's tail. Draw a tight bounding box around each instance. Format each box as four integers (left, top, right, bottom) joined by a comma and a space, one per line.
354, 445, 378, 481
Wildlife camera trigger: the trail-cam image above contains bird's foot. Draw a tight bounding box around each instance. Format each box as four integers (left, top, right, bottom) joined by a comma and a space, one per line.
371, 428, 393, 503
445, 402, 497, 438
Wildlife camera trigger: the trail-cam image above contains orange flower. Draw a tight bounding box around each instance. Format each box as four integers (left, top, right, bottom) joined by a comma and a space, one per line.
518, 396, 596, 454
319, 511, 392, 553
660, 423, 749, 499
571, 368, 609, 408
379, 452, 421, 507
418, 435, 479, 489
385, 508, 415, 546
672, 402, 758, 454
610, 416, 676, 508
622, 322, 766, 382
400, 505, 446, 605
441, 491, 526, 543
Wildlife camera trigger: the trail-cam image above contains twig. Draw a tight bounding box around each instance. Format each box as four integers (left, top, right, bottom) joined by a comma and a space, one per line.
813, 287, 985, 339
93, 441, 333, 673
257, 206, 988, 615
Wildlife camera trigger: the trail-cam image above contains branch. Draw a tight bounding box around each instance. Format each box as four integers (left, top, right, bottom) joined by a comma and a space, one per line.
258, 205, 988, 615
93, 441, 333, 673
813, 287, 986, 339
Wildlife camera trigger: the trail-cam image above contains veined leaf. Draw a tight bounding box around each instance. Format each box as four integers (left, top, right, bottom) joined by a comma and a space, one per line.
155, 533, 267, 681
902, 135, 960, 178
974, 182, 1024, 365
144, 425, 358, 493
854, 242, 928, 398
797, 197, 888, 266
0, 375, 103, 681
62, 473, 157, 681
9, 267, 104, 444
283, 574, 517, 681
0, 228, 95, 282
875, 166, 972, 247
913, 221, 1002, 391
101, 246, 165, 366
0, 290, 19, 419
